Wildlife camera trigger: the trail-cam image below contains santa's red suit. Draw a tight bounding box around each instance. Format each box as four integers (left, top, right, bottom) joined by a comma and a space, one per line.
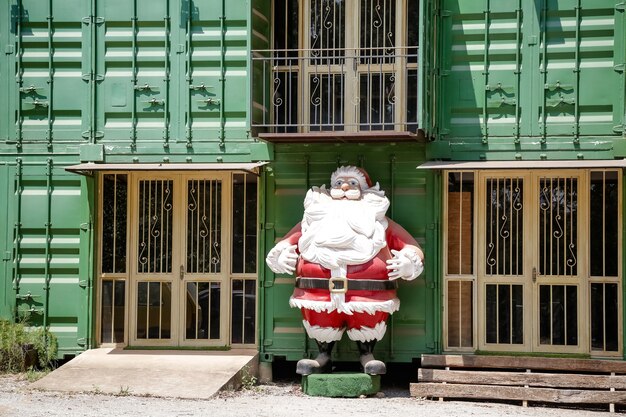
266, 166, 424, 375
268, 177, 423, 344
280, 217, 419, 343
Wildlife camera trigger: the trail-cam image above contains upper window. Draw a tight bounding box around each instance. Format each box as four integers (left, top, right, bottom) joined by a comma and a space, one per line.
258, 0, 420, 133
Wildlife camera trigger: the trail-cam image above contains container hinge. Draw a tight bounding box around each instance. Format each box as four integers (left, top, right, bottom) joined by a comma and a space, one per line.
3, 251, 11, 261
436, 9, 451, 17
438, 128, 450, 136
263, 339, 273, 347
488, 98, 517, 107
19, 84, 44, 94
616, 2, 625, 11
77, 337, 89, 346
82, 16, 104, 25
546, 97, 575, 107
23, 100, 49, 109
613, 125, 624, 134
263, 280, 274, 288
614, 64, 625, 73
79, 280, 88, 288
134, 83, 159, 92
5, 45, 14, 54
198, 98, 220, 106
82, 73, 104, 82
80, 222, 91, 231
16, 292, 41, 300
18, 307, 44, 315
544, 81, 574, 91
264, 223, 274, 230
486, 83, 514, 93
81, 130, 104, 139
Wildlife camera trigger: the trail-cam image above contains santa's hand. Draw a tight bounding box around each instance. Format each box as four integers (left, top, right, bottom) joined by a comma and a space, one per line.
386, 248, 424, 281
266, 241, 298, 275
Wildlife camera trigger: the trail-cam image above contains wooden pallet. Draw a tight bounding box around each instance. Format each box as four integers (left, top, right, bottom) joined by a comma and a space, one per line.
410, 354, 626, 412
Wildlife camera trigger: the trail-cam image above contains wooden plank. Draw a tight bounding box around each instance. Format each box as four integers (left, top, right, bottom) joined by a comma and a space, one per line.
410, 383, 626, 404
418, 368, 626, 389
421, 355, 626, 374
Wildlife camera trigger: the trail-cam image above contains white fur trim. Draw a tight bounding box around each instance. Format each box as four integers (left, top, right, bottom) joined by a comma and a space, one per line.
289, 296, 400, 315
302, 321, 345, 343
347, 321, 387, 342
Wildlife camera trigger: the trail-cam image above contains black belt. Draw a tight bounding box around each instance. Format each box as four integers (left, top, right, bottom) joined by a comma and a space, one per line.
295, 277, 398, 294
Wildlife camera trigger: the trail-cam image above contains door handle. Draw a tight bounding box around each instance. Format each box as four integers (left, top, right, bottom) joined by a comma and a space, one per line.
532, 267, 537, 283
180, 265, 185, 280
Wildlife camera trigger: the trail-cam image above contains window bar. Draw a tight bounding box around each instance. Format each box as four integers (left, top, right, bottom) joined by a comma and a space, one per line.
110, 281, 116, 342
602, 284, 607, 351
457, 175, 463, 275
566, 178, 571, 275
539, 178, 549, 275
243, 175, 247, 272
208, 282, 213, 338
159, 282, 163, 339
602, 172, 606, 277
508, 179, 513, 276
202, 180, 206, 273
495, 285, 500, 343
145, 283, 150, 338
564, 286, 568, 344
195, 283, 199, 339
112, 176, 118, 273
241, 281, 246, 343
487, 179, 490, 275
147, 183, 153, 272
514, 178, 519, 275
457, 281, 462, 346
496, 179, 500, 275
159, 181, 164, 273
549, 286, 554, 344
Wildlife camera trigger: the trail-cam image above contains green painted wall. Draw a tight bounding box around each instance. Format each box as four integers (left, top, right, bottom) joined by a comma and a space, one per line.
0, 0, 267, 358
259, 143, 441, 363
432, 0, 626, 160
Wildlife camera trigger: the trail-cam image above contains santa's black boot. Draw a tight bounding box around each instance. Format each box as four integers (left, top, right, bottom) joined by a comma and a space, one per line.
296, 341, 335, 375
357, 340, 386, 375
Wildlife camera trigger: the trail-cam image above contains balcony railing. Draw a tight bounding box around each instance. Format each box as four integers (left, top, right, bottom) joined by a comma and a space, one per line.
252, 47, 419, 134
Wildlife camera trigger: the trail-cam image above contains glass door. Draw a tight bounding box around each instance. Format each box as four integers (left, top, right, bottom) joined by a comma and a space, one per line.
477, 172, 532, 351
533, 172, 584, 353
180, 174, 228, 346
130, 175, 179, 346
129, 174, 228, 346
477, 170, 585, 354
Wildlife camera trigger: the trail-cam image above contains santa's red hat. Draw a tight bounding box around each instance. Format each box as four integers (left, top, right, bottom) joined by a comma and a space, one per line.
330, 166, 372, 190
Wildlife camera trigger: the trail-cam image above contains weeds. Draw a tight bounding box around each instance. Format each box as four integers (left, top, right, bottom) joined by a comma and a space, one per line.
240, 365, 258, 391
0, 320, 58, 373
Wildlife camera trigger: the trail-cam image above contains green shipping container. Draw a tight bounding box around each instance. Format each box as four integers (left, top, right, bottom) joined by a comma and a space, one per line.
436, 0, 626, 156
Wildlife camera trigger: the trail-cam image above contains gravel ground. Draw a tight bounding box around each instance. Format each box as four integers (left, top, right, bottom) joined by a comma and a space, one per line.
0, 373, 616, 417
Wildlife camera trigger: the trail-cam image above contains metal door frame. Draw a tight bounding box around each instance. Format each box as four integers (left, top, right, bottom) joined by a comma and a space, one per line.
477, 169, 587, 354
127, 172, 230, 347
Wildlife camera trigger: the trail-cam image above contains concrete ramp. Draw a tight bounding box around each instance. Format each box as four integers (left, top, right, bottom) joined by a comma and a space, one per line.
31, 347, 258, 399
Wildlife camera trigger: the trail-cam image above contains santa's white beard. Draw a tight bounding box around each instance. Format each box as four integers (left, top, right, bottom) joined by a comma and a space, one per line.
299, 189, 390, 271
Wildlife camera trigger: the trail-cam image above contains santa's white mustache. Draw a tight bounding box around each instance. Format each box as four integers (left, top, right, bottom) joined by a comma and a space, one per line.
330, 188, 361, 200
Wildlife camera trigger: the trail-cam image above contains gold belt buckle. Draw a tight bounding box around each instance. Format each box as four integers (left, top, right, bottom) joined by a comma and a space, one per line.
329, 276, 348, 294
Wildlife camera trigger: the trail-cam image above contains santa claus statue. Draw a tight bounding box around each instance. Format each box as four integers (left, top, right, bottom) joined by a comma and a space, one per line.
266, 166, 424, 376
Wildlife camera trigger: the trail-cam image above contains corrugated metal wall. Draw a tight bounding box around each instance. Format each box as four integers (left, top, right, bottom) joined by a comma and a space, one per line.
259, 143, 440, 363
2, 0, 253, 149
0, 0, 260, 357
1, 159, 93, 356
436, 0, 626, 159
